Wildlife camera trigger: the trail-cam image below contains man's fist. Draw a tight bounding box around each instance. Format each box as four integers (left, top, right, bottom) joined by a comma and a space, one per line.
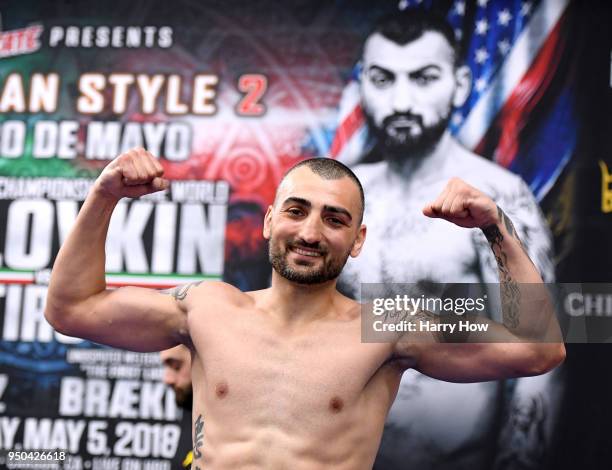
423, 177, 499, 229
94, 148, 169, 200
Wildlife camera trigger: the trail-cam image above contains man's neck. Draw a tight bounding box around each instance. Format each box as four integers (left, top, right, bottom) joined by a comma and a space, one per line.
260, 272, 342, 327
386, 131, 455, 183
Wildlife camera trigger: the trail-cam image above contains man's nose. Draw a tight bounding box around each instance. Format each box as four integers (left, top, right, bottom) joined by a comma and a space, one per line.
392, 76, 414, 113
298, 215, 323, 245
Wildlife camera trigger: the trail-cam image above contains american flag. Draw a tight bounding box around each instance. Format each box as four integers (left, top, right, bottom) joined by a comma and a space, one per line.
330, 0, 575, 200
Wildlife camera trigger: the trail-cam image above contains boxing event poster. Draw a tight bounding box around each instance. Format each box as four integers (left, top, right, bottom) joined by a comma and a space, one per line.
0, 0, 609, 469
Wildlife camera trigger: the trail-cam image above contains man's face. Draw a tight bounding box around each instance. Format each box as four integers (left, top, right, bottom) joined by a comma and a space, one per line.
360, 31, 466, 158
263, 167, 366, 285
160, 345, 192, 409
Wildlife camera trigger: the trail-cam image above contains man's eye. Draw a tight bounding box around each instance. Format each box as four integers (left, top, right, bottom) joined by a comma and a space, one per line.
369, 70, 394, 88
287, 208, 303, 216
414, 74, 438, 86
327, 217, 344, 226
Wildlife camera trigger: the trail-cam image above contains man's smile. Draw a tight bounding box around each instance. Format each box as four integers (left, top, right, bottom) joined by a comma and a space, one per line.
288, 245, 325, 258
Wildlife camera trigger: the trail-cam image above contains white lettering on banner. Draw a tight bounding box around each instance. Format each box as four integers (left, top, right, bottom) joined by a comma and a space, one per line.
0, 416, 20, 449
104, 200, 226, 275
5, 199, 53, 270
48, 26, 173, 49
106, 202, 154, 273
565, 292, 612, 316
20, 284, 51, 342
114, 422, 180, 459
84, 121, 119, 158
192, 75, 218, 114
139, 382, 167, 420
151, 203, 177, 274
137, 75, 165, 113
32, 121, 79, 158
177, 203, 226, 275
0, 197, 227, 276
78, 74, 105, 113
57, 200, 80, 245
0, 73, 59, 113
85, 121, 191, 161
0, 374, 7, 413
60, 377, 177, 420
164, 123, 190, 161
108, 365, 141, 380
0, 417, 179, 459
77, 73, 216, 115
0, 178, 93, 200
171, 180, 230, 203
108, 75, 134, 114
141, 122, 167, 155
23, 418, 86, 453
109, 381, 141, 419
1, 285, 81, 343
30, 74, 60, 112
0, 119, 192, 160
166, 75, 188, 114
86, 420, 109, 456
0, 120, 26, 158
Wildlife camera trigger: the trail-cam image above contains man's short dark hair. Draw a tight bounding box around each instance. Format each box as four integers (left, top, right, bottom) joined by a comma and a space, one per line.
367, 9, 460, 66
279, 158, 365, 224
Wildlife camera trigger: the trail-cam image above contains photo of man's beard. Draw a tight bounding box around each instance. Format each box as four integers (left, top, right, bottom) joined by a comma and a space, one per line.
366, 110, 451, 162
174, 385, 193, 411
268, 237, 351, 285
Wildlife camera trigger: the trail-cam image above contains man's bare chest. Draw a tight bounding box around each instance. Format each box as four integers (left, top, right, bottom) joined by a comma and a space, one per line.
189, 309, 393, 416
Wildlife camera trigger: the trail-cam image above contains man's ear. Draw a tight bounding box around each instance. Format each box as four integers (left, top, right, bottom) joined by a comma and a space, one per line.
350, 224, 367, 257
263, 205, 273, 240
452, 65, 472, 108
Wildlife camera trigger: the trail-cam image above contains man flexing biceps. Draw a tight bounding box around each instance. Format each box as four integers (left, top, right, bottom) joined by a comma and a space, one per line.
45, 148, 564, 470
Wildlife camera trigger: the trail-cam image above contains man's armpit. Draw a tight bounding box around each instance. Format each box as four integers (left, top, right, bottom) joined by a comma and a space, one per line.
392, 310, 439, 367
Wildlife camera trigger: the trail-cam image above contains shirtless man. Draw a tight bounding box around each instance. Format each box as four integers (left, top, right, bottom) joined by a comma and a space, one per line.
45, 148, 564, 469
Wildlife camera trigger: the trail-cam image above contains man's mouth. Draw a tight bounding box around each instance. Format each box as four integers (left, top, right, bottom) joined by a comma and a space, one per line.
387, 118, 421, 135
389, 117, 419, 126
289, 246, 324, 257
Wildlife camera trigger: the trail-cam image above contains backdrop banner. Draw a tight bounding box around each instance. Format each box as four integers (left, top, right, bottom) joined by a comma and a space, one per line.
0, 1, 610, 469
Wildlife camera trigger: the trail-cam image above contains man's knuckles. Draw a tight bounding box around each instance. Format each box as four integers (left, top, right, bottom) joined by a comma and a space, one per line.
117, 153, 161, 186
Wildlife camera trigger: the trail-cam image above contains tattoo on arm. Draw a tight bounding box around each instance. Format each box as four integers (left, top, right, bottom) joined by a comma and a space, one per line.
162, 281, 203, 301
193, 414, 204, 459
482, 207, 521, 329
490, 207, 533, 260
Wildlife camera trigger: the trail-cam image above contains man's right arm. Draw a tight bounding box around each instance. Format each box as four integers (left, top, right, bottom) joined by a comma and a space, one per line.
45, 148, 187, 352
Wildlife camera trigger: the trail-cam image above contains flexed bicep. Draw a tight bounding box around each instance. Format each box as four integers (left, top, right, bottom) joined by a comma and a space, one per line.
52, 285, 189, 352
